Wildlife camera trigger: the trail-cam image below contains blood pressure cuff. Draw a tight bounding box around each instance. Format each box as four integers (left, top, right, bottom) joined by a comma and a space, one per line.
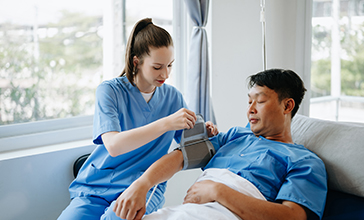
176, 114, 215, 170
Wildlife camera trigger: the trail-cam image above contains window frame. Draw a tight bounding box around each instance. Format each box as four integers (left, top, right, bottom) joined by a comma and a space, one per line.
0, 0, 188, 153
172, 0, 189, 93
0, 115, 93, 153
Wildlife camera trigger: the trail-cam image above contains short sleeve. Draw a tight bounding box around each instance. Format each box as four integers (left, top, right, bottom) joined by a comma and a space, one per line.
93, 82, 122, 144
276, 157, 327, 219
209, 127, 249, 152
209, 133, 225, 152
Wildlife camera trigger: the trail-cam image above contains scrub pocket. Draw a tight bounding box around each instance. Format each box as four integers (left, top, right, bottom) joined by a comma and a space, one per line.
77, 163, 114, 194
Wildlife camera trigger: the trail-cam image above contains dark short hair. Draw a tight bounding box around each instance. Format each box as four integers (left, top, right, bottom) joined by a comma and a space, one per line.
247, 69, 307, 118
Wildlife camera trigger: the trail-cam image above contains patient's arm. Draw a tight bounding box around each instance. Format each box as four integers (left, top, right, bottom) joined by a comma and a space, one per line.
113, 121, 218, 220
113, 150, 184, 220
184, 180, 308, 220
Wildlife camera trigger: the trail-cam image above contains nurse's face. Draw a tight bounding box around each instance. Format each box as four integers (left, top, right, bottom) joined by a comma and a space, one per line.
134, 46, 174, 93
247, 85, 286, 138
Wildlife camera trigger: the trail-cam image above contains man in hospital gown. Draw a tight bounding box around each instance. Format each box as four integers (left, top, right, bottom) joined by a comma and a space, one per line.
114, 69, 327, 220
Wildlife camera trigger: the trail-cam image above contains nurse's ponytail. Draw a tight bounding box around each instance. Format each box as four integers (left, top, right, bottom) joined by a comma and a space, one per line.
120, 18, 173, 86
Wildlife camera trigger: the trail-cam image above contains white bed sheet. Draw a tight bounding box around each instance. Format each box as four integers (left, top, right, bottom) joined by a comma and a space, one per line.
143, 168, 266, 220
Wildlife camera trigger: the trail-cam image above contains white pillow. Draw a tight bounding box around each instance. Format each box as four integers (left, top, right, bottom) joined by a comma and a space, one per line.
291, 114, 364, 197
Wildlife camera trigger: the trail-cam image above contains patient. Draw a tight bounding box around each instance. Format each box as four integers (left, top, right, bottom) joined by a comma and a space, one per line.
111, 69, 328, 220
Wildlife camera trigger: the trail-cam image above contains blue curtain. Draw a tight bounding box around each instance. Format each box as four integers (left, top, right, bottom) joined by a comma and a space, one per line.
184, 0, 215, 123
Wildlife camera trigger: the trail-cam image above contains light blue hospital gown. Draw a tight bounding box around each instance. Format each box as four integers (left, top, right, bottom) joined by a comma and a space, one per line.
205, 126, 328, 219
58, 76, 187, 220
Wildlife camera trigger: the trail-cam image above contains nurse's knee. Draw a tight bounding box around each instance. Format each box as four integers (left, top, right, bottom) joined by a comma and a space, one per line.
58, 197, 109, 220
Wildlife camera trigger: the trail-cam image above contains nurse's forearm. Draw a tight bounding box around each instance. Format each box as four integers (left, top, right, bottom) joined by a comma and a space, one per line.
102, 117, 171, 157
134, 150, 184, 190
102, 108, 196, 157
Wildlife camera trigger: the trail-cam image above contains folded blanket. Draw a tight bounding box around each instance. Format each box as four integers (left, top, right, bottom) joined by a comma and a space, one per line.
143, 168, 266, 220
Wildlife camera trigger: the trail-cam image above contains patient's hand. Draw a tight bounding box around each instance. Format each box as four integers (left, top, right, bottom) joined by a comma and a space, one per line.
183, 180, 218, 204
113, 180, 149, 220
206, 121, 219, 137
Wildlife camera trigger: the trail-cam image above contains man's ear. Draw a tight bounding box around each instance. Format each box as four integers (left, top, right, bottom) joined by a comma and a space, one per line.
283, 98, 295, 114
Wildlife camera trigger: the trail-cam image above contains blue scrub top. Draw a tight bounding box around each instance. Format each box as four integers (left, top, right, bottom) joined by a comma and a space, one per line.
69, 76, 186, 207
206, 127, 327, 219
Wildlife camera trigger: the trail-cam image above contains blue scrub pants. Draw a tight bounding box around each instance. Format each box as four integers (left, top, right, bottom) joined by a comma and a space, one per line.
57, 197, 133, 220
58, 196, 110, 220
58, 195, 162, 220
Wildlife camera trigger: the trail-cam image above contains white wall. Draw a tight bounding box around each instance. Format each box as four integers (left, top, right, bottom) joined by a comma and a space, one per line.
210, 0, 311, 132
0, 144, 95, 220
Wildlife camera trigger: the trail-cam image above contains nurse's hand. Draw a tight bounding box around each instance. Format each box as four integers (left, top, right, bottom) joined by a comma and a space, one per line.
205, 121, 218, 137
113, 180, 148, 220
165, 108, 196, 131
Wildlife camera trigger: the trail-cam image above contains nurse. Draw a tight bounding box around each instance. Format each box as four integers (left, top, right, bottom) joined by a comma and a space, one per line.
58, 18, 217, 220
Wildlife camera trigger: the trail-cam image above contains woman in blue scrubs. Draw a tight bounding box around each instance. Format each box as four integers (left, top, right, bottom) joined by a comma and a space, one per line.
58, 18, 217, 220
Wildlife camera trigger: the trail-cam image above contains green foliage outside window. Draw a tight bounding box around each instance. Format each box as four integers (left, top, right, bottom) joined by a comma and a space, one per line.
0, 11, 102, 125
311, 21, 364, 98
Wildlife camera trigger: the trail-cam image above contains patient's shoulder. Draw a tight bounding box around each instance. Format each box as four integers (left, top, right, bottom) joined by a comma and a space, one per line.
222, 126, 252, 141
229, 126, 252, 134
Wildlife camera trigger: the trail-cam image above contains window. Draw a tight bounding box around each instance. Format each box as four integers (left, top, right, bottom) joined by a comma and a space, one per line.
0, 0, 103, 126
0, 0, 187, 152
310, 0, 364, 123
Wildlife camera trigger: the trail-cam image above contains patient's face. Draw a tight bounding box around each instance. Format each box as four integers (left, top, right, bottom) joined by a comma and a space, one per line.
247, 85, 286, 138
